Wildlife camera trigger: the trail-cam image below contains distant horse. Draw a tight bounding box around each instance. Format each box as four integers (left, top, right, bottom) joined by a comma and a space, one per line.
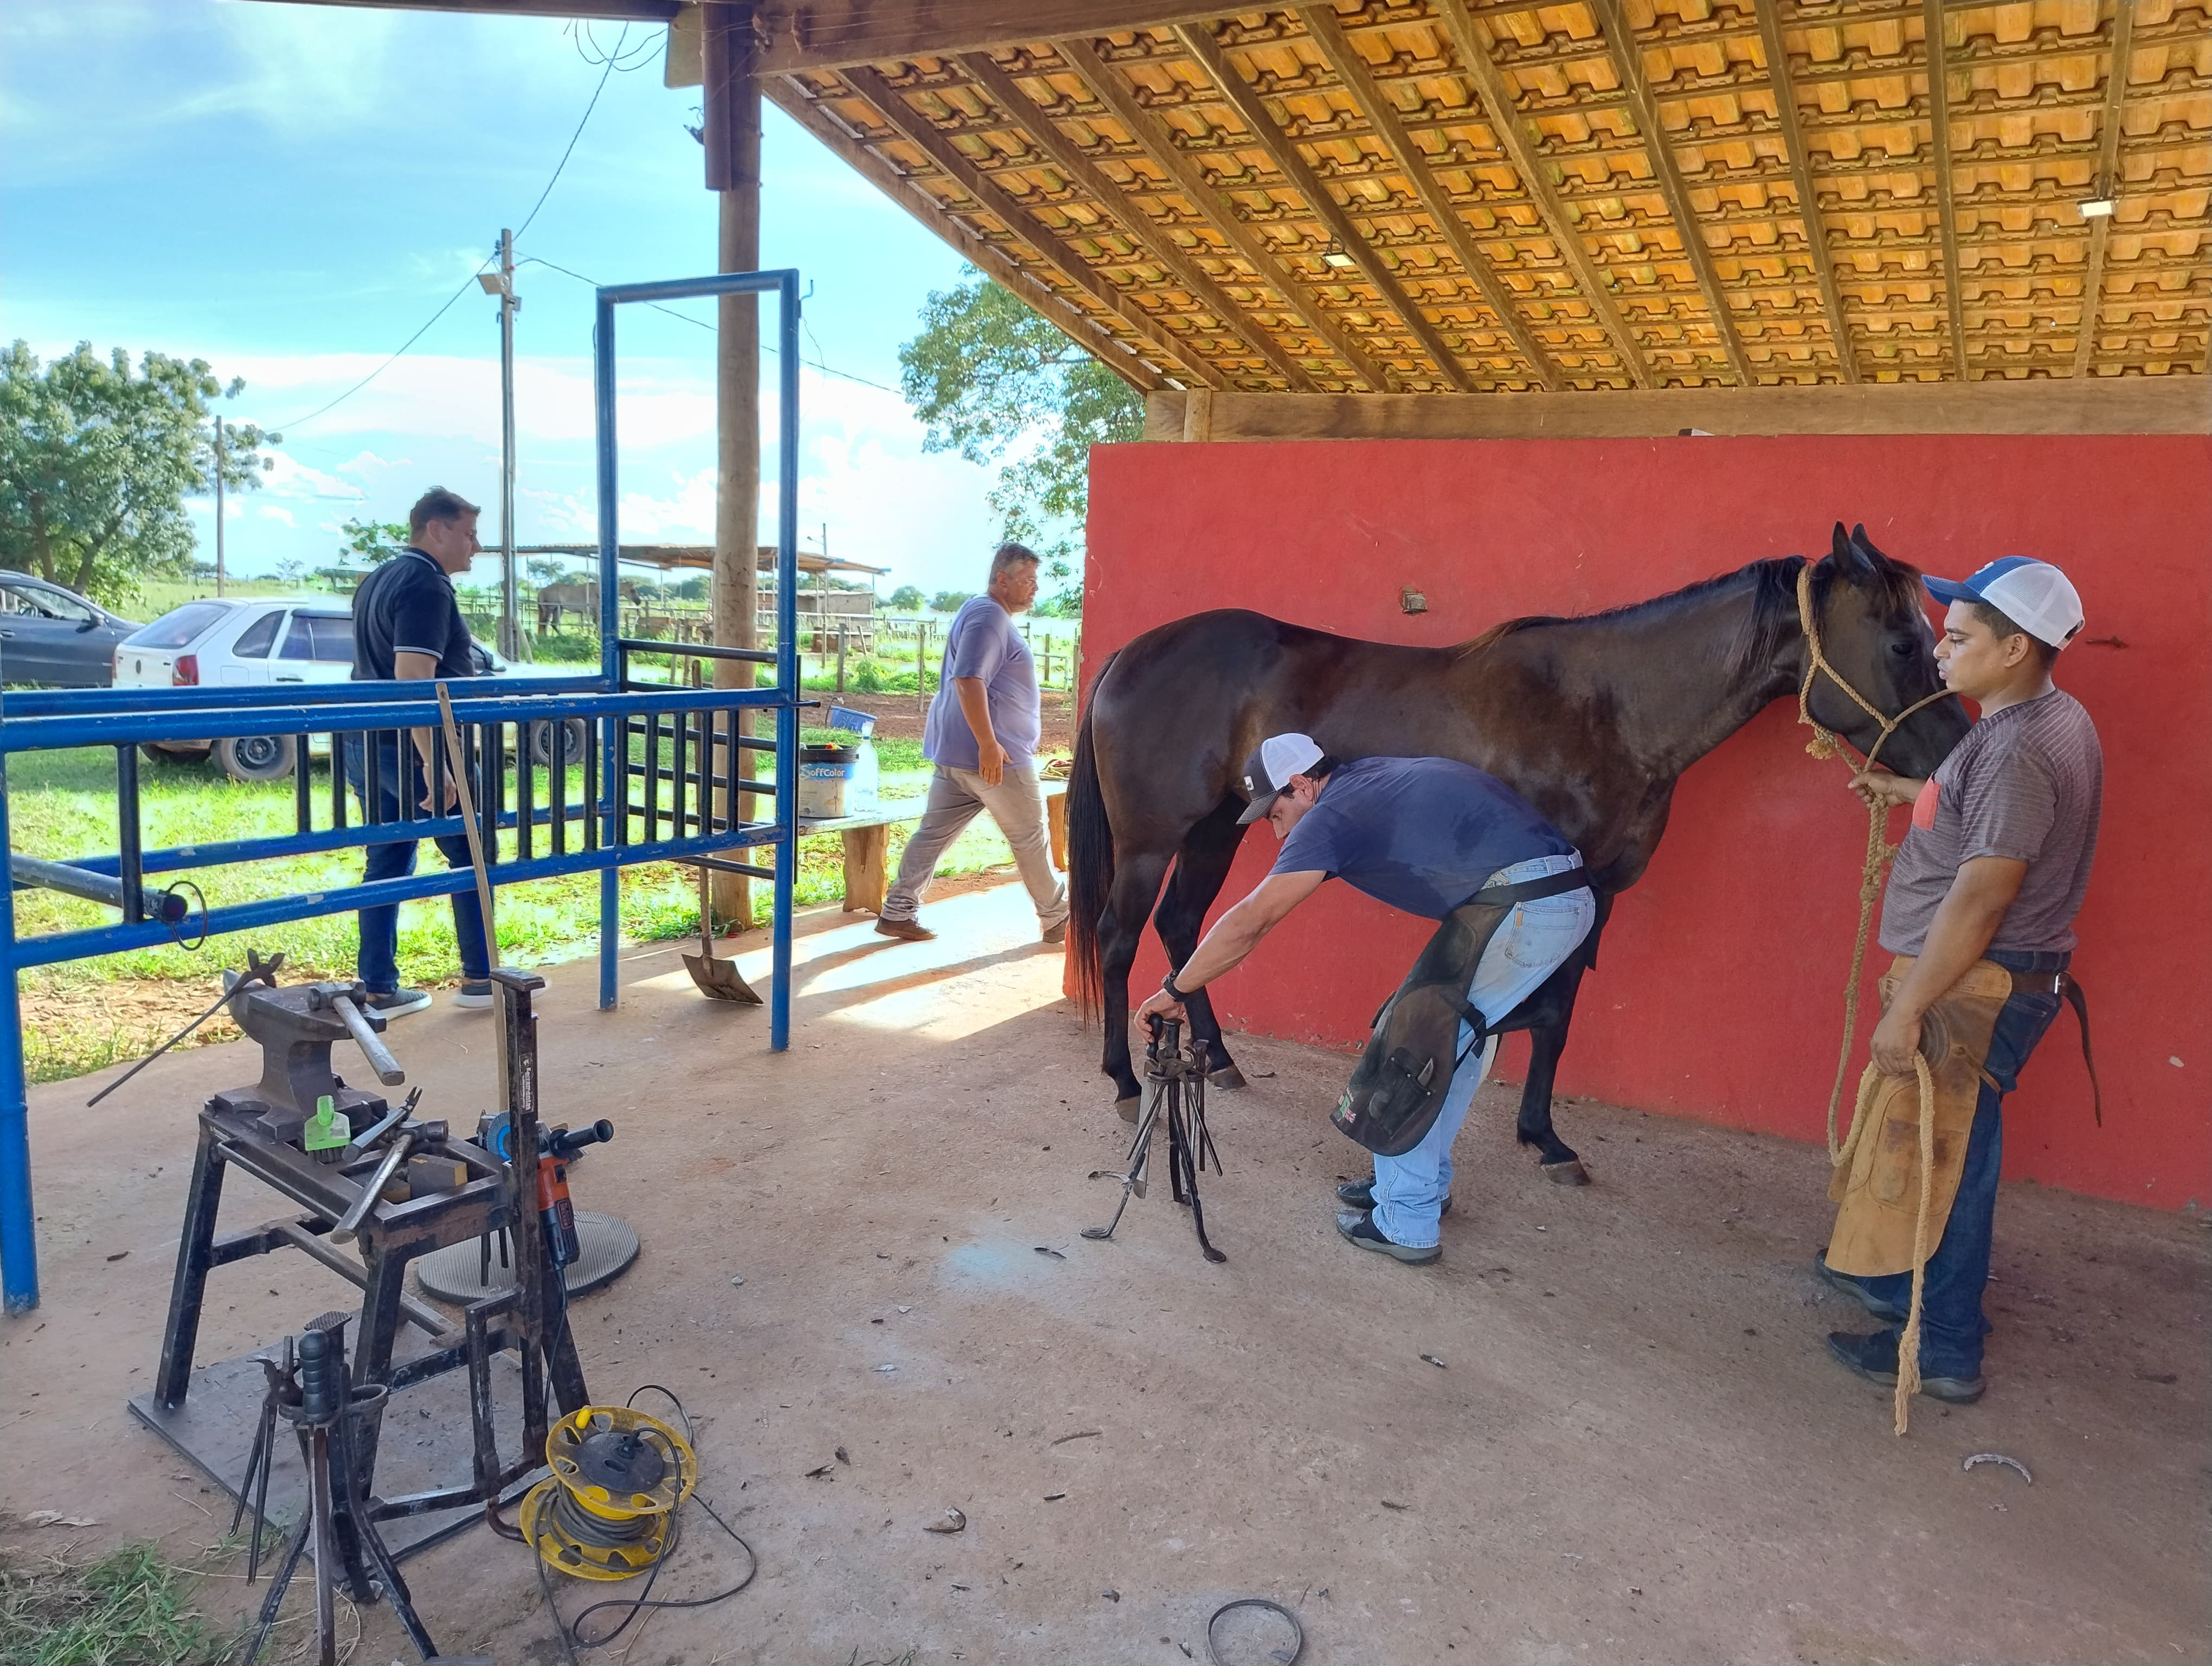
1066, 524, 1971, 1182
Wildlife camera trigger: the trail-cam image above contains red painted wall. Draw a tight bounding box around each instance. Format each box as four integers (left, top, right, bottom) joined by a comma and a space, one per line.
1082, 435, 2212, 1212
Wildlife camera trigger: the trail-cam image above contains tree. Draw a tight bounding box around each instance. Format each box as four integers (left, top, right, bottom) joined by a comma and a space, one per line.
899, 273, 1140, 615
526, 556, 573, 590
0, 341, 279, 606
274, 557, 307, 587
928, 589, 975, 613
887, 584, 924, 611
339, 517, 408, 566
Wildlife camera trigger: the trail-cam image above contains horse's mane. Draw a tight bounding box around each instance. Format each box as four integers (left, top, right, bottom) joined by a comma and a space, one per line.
1456, 552, 1925, 688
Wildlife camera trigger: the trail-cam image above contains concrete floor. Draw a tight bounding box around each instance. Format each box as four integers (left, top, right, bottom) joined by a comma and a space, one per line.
3, 879, 2205, 1665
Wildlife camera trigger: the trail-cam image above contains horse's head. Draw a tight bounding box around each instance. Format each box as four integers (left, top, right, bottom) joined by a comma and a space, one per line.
1804, 522, 1971, 778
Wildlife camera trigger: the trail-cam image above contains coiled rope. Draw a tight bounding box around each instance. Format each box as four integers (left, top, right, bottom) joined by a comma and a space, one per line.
1793, 562, 1951, 1436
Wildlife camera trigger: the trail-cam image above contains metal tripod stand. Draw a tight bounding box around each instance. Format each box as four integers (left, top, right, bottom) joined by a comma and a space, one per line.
235, 1322, 484, 1666
1083, 1017, 1227, 1263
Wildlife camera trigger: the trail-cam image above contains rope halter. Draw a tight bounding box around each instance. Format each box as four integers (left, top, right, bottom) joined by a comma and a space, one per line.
1793, 561, 1950, 775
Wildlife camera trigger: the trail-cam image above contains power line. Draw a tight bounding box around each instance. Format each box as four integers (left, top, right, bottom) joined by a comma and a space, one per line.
275, 32, 625, 432
518, 256, 904, 395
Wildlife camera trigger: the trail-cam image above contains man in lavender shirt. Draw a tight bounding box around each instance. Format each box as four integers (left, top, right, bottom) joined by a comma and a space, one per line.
875, 543, 1069, 945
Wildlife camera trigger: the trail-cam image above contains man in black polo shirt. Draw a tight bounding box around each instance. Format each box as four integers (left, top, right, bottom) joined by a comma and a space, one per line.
346, 486, 491, 1016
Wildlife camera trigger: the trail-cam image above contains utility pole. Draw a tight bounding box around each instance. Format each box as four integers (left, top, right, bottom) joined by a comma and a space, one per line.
213, 419, 226, 598
492, 229, 520, 661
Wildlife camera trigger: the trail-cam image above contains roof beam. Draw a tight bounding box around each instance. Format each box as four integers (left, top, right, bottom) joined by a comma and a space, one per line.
262, 0, 678, 17
1054, 36, 1394, 393
840, 65, 1225, 389
1298, 4, 1558, 390
1588, 0, 1751, 383
1431, 0, 1652, 388
956, 52, 1320, 391
2072, 0, 2138, 376
1176, 22, 1474, 392
762, 76, 1165, 392
1922, 0, 1970, 380
749, 2, 1246, 76
1753, 2, 1859, 383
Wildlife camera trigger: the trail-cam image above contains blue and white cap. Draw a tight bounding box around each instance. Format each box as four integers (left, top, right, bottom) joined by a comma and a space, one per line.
1236, 732, 1326, 824
1924, 556, 2085, 649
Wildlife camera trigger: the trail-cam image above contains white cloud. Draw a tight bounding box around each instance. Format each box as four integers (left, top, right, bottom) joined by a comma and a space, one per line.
256, 504, 296, 527
259, 451, 368, 504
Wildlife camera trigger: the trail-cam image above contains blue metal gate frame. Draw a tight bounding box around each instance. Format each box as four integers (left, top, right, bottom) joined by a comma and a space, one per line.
0, 268, 806, 1313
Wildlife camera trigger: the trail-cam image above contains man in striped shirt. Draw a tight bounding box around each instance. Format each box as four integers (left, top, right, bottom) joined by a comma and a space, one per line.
1821, 556, 2101, 1405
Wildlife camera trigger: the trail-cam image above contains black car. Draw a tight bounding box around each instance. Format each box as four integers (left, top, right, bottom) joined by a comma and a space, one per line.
0, 572, 139, 687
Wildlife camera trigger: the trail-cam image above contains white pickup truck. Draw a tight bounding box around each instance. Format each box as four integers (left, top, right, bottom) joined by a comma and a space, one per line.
114, 597, 583, 783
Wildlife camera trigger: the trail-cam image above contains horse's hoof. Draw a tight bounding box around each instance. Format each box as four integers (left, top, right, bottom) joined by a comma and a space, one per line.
1207, 1065, 1248, 1091
1116, 1094, 1142, 1125
1541, 1158, 1591, 1187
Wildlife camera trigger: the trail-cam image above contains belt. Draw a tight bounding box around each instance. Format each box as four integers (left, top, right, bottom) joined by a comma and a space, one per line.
1468, 856, 1591, 910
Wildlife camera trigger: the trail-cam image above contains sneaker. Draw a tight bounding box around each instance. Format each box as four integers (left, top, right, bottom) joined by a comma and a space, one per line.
1334, 1209, 1441, 1266
1040, 919, 1068, 945
1335, 1178, 1450, 1216
451, 979, 494, 1010
1815, 1252, 1907, 1323
874, 917, 935, 943
1825, 1330, 1985, 1404
364, 987, 432, 1019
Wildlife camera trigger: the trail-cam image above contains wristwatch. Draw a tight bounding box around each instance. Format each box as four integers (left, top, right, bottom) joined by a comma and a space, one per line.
1162, 971, 1196, 1002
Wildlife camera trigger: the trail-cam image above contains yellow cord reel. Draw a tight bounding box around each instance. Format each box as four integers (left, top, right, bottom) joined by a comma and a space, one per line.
520, 1405, 698, 1581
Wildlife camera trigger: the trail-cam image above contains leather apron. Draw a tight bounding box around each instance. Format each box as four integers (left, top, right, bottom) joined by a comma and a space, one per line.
1824, 954, 2009, 1279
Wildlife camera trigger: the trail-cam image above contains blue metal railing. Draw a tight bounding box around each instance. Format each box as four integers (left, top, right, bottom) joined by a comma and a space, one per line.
0, 268, 807, 1313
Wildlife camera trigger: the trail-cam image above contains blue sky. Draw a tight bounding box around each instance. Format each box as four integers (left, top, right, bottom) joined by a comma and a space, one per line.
2, 0, 1010, 598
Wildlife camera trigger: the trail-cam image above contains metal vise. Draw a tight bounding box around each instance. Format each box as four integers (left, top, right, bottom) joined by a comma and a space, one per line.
209, 978, 407, 1148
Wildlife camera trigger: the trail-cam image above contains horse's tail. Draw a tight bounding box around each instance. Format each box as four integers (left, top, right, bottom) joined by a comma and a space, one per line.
1067, 653, 1118, 1023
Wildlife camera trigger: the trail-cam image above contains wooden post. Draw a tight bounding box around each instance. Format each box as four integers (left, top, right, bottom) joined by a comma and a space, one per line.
841, 824, 888, 913
1047, 791, 1069, 873
704, 4, 760, 931
835, 620, 847, 694
916, 619, 927, 713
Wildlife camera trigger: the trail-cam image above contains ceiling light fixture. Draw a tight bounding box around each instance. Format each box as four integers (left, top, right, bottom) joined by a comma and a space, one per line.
2079, 197, 2116, 220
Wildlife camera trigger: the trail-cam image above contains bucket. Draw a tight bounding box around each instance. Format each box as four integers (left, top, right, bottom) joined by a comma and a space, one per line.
798, 744, 858, 818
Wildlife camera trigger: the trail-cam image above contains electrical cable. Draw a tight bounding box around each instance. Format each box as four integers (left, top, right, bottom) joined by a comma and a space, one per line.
528, 1383, 757, 1666
275, 28, 626, 433
517, 256, 903, 394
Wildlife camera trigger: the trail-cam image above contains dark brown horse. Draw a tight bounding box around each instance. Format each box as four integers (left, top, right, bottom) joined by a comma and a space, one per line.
1066, 524, 1972, 1181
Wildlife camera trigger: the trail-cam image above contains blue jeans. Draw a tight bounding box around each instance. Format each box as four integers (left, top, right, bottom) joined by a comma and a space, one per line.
1851, 948, 2068, 1378
1370, 854, 1598, 1250
344, 736, 489, 996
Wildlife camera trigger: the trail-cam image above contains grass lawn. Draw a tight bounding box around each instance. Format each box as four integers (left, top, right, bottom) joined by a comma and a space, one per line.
9, 728, 1047, 1084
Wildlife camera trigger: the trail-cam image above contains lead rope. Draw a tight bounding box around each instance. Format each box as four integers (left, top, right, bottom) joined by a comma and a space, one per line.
1794, 562, 1950, 1436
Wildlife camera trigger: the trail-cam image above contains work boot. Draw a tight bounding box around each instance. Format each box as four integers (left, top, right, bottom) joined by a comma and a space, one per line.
874, 917, 935, 943
451, 979, 494, 1011
1334, 1178, 1450, 1216
1040, 919, 1068, 945
1815, 1252, 1906, 1323
1334, 1209, 1440, 1266
1825, 1330, 1985, 1404
364, 987, 432, 1019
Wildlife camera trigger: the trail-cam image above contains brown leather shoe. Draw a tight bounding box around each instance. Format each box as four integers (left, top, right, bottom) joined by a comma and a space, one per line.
873, 917, 935, 943
1040, 920, 1068, 945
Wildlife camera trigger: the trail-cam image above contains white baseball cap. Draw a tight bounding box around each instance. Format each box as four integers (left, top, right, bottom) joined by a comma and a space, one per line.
1236, 733, 1327, 824
1924, 556, 2085, 649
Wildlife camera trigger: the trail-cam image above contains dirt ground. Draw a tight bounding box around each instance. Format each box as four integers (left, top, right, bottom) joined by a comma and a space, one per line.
3, 878, 2205, 1665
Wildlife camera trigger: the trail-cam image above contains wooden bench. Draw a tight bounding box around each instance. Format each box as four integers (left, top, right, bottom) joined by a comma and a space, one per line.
798, 778, 1069, 914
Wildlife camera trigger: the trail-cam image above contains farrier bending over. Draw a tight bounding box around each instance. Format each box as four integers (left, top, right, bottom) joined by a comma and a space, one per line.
1136, 735, 1596, 1266
1821, 556, 2100, 1406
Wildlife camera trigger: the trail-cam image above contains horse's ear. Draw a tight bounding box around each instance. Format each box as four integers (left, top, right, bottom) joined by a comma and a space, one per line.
1829, 521, 1873, 580
1850, 523, 1895, 571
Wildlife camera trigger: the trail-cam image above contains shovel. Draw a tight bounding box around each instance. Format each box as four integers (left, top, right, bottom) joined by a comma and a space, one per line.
683, 864, 762, 1004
